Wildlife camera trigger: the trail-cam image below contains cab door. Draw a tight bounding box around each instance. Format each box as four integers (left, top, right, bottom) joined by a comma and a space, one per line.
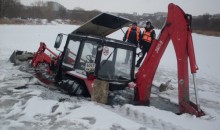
62, 39, 81, 69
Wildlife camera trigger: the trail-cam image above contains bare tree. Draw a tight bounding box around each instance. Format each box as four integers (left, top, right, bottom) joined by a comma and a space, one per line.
0, 0, 11, 17
0, 0, 22, 18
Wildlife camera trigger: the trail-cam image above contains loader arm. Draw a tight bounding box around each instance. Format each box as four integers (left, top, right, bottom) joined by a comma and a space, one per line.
31, 42, 59, 73
135, 3, 204, 116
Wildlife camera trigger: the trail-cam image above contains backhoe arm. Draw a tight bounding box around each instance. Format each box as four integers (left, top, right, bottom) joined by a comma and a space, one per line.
135, 3, 204, 116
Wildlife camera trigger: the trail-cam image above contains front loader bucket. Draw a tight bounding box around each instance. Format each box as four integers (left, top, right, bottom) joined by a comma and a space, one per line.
9, 50, 34, 65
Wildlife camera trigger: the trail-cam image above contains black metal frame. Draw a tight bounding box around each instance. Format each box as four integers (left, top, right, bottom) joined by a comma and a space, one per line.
58, 34, 136, 82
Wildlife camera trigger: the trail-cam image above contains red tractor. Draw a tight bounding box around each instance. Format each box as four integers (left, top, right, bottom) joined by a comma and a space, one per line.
10, 3, 204, 117
19, 13, 137, 97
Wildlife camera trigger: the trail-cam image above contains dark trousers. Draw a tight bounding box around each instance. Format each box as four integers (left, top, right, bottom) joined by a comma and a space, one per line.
136, 42, 151, 66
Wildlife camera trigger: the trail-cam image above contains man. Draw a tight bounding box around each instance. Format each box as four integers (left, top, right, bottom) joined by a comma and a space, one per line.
136, 21, 156, 67
123, 22, 141, 64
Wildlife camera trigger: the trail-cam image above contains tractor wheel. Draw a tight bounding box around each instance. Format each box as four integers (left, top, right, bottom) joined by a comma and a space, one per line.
68, 80, 84, 96
58, 80, 88, 96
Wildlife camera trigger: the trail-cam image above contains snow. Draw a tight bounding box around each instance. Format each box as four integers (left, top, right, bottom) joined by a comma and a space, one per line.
59, 102, 145, 130
1, 25, 220, 130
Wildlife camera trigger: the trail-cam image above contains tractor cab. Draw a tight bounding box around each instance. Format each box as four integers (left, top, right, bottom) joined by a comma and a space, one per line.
55, 13, 136, 94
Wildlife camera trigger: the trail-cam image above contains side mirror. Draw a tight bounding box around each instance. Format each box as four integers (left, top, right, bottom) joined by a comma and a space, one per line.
54, 34, 63, 49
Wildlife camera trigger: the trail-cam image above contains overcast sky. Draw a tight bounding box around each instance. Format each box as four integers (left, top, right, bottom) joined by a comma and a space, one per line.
20, 0, 220, 16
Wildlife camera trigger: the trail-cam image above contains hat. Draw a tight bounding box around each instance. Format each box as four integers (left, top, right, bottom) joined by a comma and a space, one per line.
132, 22, 137, 26
146, 21, 151, 25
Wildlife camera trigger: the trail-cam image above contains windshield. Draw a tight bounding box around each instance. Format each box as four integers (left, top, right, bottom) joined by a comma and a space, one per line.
75, 40, 98, 75
98, 46, 133, 81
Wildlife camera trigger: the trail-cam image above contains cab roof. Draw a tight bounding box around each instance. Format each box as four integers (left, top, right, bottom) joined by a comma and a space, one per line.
72, 13, 131, 37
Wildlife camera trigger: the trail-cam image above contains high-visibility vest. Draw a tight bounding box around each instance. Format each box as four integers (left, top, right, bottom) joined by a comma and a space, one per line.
142, 29, 153, 43
126, 27, 141, 41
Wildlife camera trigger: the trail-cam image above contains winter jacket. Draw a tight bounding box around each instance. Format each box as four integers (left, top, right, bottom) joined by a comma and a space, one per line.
140, 26, 156, 46
123, 27, 141, 46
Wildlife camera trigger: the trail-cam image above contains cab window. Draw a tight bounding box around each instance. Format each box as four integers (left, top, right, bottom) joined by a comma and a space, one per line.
98, 46, 133, 81
62, 40, 80, 68
75, 40, 98, 75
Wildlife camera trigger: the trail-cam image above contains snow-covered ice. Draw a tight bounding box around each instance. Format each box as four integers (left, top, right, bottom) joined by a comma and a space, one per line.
0, 25, 220, 130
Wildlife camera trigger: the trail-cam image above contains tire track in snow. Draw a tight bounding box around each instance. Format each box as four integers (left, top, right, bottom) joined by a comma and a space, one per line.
104, 105, 186, 130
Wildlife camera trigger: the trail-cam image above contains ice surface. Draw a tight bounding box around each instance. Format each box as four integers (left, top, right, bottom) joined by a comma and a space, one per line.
0, 25, 220, 130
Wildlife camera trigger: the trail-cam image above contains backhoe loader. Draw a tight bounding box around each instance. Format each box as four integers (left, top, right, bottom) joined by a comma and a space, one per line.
10, 3, 204, 116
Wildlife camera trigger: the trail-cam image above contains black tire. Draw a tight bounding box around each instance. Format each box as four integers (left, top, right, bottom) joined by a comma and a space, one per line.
68, 81, 83, 96
58, 80, 88, 97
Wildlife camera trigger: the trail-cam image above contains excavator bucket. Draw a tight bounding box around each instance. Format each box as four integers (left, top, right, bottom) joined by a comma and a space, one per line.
9, 50, 34, 65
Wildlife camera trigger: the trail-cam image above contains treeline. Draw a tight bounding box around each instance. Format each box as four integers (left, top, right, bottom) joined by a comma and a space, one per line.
0, 0, 101, 24
192, 14, 220, 33
1, 0, 220, 36
120, 13, 220, 33
116, 12, 167, 29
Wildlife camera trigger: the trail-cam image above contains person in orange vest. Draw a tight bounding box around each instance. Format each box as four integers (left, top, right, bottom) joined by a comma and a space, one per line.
123, 22, 141, 64
136, 21, 156, 67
